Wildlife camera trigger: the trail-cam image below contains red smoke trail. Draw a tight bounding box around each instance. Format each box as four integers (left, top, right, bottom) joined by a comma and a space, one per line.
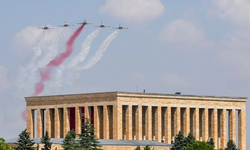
34, 25, 85, 95
21, 25, 84, 121
33, 25, 85, 96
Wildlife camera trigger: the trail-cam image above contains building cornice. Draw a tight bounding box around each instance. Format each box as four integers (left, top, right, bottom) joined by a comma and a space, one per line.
25, 91, 247, 104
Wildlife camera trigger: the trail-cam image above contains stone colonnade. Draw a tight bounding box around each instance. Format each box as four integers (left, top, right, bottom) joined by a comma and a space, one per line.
27, 104, 245, 150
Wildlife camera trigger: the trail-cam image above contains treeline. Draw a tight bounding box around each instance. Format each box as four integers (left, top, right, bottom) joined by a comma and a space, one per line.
1, 124, 240, 150
169, 131, 239, 150
1, 118, 102, 150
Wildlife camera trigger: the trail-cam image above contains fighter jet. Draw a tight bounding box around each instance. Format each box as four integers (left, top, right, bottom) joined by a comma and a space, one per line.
94, 22, 110, 28
77, 20, 93, 25
58, 21, 74, 27
112, 24, 128, 30
38, 24, 54, 30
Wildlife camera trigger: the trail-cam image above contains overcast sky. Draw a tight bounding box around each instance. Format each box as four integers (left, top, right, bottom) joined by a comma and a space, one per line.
0, 0, 249, 146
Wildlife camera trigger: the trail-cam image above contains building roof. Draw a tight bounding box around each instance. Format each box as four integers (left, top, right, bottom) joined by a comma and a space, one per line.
6, 138, 172, 147
25, 91, 247, 102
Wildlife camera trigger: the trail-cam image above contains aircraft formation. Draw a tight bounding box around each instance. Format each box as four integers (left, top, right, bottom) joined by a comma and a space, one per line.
38, 20, 128, 30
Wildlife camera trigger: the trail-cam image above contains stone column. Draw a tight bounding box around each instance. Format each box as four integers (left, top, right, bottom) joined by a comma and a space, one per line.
117, 104, 123, 140
113, 103, 122, 140
136, 105, 142, 140
126, 105, 132, 140
27, 108, 34, 138
94, 106, 100, 139
238, 109, 246, 150
146, 105, 152, 140
229, 109, 236, 142
184, 107, 190, 137
155, 106, 162, 142
194, 107, 199, 139
165, 107, 171, 144
221, 109, 227, 148
103, 105, 109, 139
75, 107, 81, 135
46, 108, 51, 137
54, 108, 60, 138
176, 107, 181, 135
203, 108, 208, 141
84, 106, 89, 119
63, 107, 70, 137
37, 109, 42, 138
212, 108, 218, 149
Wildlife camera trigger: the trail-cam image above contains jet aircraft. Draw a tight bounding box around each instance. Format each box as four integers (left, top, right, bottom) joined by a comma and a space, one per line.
58, 21, 74, 27
94, 22, 110, 28
38, 25, 53, 30
77, 20, 93, 25
112, 24, 128, 30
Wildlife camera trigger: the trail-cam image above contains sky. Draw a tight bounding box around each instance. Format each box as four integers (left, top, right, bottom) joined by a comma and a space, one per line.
0, 0, 249, 146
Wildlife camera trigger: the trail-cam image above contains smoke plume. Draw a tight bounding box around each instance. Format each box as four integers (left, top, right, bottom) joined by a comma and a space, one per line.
50, 29, 102, 90
66, 28, 102, 69
22, 30, 45, 71
38, 28, 66, 68
74, 30, 119, 71
67, 30, 120, 86
33, 25, 85, 96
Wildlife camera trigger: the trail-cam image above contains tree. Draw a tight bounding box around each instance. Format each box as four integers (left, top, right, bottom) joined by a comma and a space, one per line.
41, 131, 52, 150
36, 144, 39, 150
0, 137, 14, 150
184, 133, 196, 147
16, 129, 35, 150
78, 118, 102, 150
135, 145, 141, 150
171, 131, 185, 150
206, 138, 215, 148
225, 140, 238, 150
185, 141, 214, 150
91, 136, 102, 150
144, 145, 153, 150
62, 130, 80, 150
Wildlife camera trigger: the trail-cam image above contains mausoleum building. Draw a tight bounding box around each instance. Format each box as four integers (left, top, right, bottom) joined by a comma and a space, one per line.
25, 92, 247, 149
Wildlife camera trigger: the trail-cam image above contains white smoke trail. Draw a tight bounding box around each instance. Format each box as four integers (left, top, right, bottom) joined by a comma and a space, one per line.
74, 30, 119, 71
66, 30, 120, 86
21, 30, 45, 71
12, 30, 46, 96
38, 28, 65, 68
66, 28, 102, 69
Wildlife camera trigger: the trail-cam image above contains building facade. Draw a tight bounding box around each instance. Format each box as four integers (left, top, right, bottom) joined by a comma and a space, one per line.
26, 92, 247, 149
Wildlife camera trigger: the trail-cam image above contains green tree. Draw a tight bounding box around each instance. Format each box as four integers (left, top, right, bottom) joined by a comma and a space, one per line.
185, 141, 214, 150
41, 131, 52, 150
206, 138, 215, 148
144, 145, 153, 150
16, 129, 35, 150
0, 137, 14, 150
62, 130, 80, 150
78, 118, 102, 150
91, 136, 102, 150
135, 145, 141, 150
184, 133, 196, 147
36, 144, 39, 150
171, 131, 185, 150
225, 140, 238, 150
